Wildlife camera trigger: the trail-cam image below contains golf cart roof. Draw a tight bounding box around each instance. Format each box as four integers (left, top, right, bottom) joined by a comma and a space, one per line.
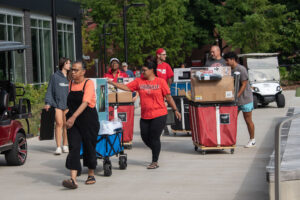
238, 53, 279, 58
0, 41, 29, 52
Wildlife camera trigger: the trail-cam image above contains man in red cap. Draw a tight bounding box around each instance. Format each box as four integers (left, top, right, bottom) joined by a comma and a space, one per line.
156, 48, 174, 85
156, 48, 174, 135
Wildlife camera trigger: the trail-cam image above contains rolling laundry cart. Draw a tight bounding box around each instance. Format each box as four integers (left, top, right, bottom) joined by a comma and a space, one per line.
109, 103, 134, 149
170, 96, 191, 135
189, 71, 240, 154
189, 102, 238, 154
169, 69, 192, 135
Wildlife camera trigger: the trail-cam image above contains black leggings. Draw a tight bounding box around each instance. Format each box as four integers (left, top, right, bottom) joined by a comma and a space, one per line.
140, 115, 167, 162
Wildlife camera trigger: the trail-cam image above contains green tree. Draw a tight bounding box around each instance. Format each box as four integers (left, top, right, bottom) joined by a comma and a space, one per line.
187, 0, 225, 48
216, 0, 288, 53
79, 0, 196, 67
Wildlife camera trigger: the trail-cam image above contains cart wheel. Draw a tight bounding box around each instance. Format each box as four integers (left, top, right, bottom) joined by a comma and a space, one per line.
194, 146, 198, 151
201, 150, 206, 155
230, 149, 235, 154
103, 163, 112, 176
119, 155, 127, 170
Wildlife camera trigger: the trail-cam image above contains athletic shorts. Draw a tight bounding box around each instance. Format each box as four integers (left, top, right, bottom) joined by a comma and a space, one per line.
238, 102, 254, 112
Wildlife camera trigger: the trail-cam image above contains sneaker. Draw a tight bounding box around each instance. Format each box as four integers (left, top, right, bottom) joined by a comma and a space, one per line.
62, 146, 69, 153
245, 139, 256, 148
54, 147, 62, 155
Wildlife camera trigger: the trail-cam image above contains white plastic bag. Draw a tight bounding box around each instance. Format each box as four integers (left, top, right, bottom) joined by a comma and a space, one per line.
99, 119, 123, 135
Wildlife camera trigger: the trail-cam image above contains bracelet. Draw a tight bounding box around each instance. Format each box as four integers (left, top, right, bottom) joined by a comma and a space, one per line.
173, 109, 178, 112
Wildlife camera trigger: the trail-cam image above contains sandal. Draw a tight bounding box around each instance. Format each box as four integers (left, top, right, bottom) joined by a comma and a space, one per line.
147, 162, 159, 169
62, 179, 78, 189
85, 176, 96, 185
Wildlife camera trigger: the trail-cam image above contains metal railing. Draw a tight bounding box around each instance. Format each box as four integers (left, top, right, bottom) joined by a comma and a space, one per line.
274, 113, 300, 200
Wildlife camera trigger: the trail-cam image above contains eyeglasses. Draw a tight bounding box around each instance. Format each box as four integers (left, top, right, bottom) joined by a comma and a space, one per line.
71, 68, 81, 73
160, 54, 167, 56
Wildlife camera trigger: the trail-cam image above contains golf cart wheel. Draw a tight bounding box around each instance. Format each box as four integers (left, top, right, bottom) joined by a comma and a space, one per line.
253, 95, 258, 109
276, 93, 285, 108
5, 132, 27, 166
119, 155, 127, 170
103, 163, 112, 176
262, 103, 269, 107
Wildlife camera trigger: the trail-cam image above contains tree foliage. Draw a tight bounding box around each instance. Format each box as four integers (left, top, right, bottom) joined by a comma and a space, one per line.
79, 0, 196, 67
216, 0, 289, 53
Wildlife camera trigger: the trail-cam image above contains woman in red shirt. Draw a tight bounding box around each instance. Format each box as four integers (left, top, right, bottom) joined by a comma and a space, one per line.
108, 57, 181, 169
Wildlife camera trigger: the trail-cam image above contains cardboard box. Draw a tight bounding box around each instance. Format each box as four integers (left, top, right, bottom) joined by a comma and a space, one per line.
191, 76, 235, 102
117, 91, 133, 102
108, 91, 133, 103
191, 67, 231, 77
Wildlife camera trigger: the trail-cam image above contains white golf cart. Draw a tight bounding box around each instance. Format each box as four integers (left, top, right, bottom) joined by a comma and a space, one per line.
238, 53, 285, 108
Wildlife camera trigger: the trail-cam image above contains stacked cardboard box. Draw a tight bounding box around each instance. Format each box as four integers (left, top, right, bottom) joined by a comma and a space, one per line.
190, 67, 235, 103
108, 78, 134, 103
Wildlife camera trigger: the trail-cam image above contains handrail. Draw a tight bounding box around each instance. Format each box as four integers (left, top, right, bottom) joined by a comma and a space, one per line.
274, 113, 300, 200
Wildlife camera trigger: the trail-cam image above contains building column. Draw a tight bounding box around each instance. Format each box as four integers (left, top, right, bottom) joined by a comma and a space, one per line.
23, 9, 33, 84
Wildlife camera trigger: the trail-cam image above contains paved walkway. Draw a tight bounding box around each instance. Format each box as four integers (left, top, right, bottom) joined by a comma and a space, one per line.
0, 90, 299, 200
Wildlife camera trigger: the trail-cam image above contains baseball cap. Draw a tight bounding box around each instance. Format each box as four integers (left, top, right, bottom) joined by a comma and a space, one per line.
110, 57, 120, 64
156, 48, 165, 55
122, 62, 128, 67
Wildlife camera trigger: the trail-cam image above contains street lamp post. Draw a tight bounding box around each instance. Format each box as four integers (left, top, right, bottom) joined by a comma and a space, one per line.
103, 23, 117, 73
123, 2, 145, 63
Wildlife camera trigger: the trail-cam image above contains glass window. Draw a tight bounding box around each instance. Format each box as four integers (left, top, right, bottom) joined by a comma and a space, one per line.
67, 24, 72, 32
13, 26, 23, 42
0, 25, 6, 40
57, 23, 63, 31
57, 22, 75, 61
43, 30, 52, 81
31, 18, 53, 83
31, 19, 37, 27
43, 21, 50, 29
8, 25, 13, 41
0, 14, 5, 23
13, 16, 22, 25
0, 13, 25, 83
7, 15, 12, 24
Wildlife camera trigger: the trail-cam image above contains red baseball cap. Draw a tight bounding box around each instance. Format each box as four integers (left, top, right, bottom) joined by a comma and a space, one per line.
156, 48, 165, 55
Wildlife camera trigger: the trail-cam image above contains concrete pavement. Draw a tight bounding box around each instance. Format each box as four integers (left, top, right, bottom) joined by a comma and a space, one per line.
0, 90, 299, 200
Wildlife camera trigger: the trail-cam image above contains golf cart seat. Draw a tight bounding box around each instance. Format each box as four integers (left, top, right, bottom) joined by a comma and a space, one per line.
0, 81, 32, 120
0, 89, 11, 125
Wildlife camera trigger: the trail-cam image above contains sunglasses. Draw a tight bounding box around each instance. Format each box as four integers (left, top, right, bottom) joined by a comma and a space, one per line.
71, 68, 81, 72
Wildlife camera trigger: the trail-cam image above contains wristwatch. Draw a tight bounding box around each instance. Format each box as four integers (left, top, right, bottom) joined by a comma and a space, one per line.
173, 109, 178, 112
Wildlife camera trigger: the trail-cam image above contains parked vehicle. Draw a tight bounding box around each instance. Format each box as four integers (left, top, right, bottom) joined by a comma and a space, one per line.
238, 53, 285, 108
0, 41, 32, 165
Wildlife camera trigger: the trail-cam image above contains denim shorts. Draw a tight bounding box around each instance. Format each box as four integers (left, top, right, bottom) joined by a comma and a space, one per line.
238, 102, 254, 112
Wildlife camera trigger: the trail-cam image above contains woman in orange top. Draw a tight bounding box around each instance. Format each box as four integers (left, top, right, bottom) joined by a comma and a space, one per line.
62, 61, 99, 189
108, 56, 181, 169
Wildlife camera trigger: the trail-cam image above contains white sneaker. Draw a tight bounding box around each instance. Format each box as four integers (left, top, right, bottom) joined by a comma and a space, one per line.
54, 147, 62, 155
245, 139, 256, 148
62, 146, 69, 153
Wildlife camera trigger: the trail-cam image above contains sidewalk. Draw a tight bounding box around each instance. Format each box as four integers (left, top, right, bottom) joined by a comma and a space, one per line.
0, 90, 299, 200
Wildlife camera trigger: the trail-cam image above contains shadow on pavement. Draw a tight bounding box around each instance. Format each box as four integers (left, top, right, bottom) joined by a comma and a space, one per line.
233, 117, 281, 200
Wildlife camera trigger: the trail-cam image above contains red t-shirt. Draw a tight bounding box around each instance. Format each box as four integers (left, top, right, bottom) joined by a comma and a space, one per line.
156, 62, 174, 82
126, 77, 170, 119
103, 69, 128, 82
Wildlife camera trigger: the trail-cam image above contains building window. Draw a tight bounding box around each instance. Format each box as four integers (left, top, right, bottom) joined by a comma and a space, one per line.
57, 21, 75, 61
31, 18, 53, 83
0, 13, 25, 83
